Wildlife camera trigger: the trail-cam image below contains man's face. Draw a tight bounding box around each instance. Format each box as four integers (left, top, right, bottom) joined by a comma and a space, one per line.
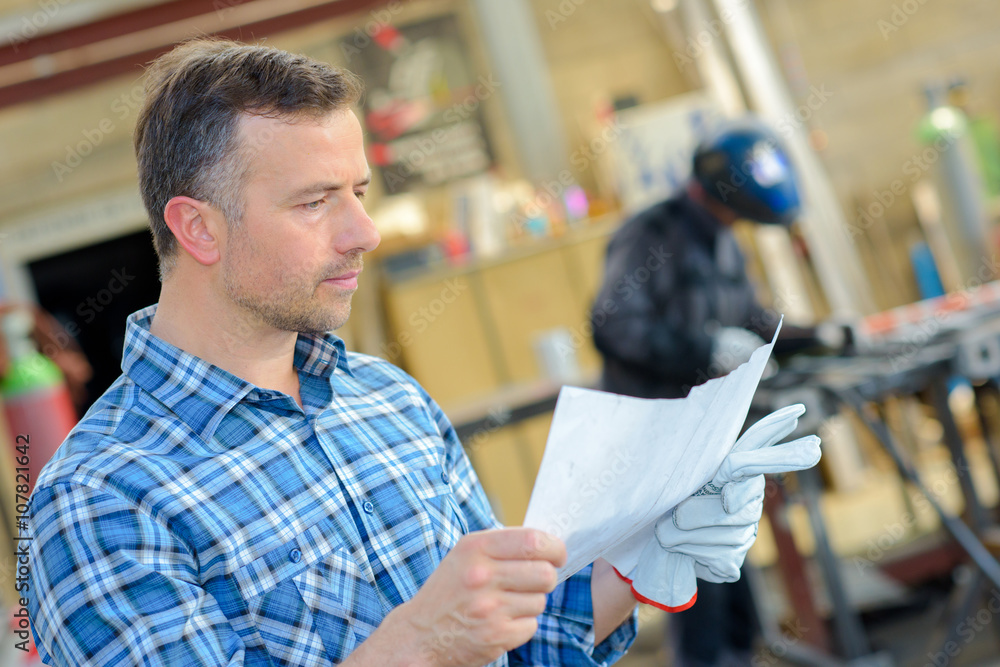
220, 109, 379, 334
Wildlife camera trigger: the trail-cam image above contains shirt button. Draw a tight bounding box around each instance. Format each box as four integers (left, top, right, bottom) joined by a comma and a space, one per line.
441, 470, 450, 484
362, 500, 374, 514
289, 548, 302, 563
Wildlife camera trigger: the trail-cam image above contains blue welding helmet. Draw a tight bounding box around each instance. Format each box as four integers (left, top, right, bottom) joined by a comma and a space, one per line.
692, 121, 801, 226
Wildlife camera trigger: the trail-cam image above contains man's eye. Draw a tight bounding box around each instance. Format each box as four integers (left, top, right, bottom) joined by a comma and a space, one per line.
355, 191, 366, 201
304, 199, 324, 210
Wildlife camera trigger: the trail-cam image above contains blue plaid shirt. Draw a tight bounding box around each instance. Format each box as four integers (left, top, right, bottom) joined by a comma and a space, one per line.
28, 305, 637, 666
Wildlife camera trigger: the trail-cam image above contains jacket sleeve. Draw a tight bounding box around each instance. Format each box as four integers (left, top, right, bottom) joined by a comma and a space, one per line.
591, 217, 714, 380
28, 482, 249, 666
743, 301, 821, 356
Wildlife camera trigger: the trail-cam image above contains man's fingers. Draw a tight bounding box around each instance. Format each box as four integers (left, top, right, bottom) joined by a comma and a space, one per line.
479, 528, 567, 567
490, 559, 559, 593
500, 591, 550, 619
502, 616, 541, 646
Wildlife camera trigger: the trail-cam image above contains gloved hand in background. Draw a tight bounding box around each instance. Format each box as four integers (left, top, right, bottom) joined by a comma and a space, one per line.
613, 404, 821, 611
709, 326, 768, 376
815, 318, 857, 354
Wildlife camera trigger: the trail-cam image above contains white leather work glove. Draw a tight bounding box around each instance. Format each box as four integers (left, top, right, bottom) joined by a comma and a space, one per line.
710, 327, 768, 376
816, 319, 857, 353
613, 404, 821, 611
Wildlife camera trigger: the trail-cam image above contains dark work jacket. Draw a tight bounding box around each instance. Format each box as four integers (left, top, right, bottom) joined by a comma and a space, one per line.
591, 192, 816, 399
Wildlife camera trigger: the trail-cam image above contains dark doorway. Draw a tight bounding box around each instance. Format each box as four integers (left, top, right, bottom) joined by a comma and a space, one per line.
28, 229, 161, 413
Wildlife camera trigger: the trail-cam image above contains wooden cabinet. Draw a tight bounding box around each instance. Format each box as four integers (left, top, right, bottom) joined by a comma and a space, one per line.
380, 219, 619, 521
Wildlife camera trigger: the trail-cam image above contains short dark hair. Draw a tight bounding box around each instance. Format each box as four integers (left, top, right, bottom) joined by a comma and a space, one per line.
134, 38, 364, 278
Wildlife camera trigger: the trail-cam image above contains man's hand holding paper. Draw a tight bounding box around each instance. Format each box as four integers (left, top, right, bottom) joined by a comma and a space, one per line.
522, 321, 823, 612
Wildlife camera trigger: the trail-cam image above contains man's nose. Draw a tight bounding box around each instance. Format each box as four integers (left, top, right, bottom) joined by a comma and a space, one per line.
337, 200, 380, 255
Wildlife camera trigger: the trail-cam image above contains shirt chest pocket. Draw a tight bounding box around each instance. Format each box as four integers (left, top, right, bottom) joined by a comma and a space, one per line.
401, 462, 469, 557
232, 519, 381, 666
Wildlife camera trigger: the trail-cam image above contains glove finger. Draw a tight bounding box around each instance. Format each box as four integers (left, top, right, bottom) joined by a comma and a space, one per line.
685, 545, 754, 581
680, 534, 756, 565
675, 501, 762, 530
722, 475, 766, 515
672, 489, 763, 530
718, 435, 821, 483
671, 493, 724, 528
656, 522, 757, 550
694, 560, 743, 584
730, 404, 805, 456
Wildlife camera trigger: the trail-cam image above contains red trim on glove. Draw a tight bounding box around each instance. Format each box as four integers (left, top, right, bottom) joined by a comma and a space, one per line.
611, 566, 698, 613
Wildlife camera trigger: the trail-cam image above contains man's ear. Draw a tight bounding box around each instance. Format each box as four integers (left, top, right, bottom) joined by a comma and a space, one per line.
162, 196, 223, 266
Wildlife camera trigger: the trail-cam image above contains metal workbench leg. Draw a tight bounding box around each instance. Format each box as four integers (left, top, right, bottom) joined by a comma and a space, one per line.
971, 382, 1000, 505
927, 376, 989, 532
797, 466, 873, 660
761, 478, 832, 653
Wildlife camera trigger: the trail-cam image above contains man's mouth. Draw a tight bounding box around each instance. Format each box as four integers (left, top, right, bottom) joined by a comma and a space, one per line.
323, 269, 361, 290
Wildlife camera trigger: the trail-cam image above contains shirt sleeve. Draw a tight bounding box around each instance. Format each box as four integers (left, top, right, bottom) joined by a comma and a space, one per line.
508, 564, 638, 666
421, 392, 639, 665
28, 482, 248, 666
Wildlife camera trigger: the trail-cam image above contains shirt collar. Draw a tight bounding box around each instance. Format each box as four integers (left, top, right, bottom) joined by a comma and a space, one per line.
121, 304, 353, 442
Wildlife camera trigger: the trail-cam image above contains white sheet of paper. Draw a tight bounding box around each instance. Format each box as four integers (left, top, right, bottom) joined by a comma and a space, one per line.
522, 323, 781, 582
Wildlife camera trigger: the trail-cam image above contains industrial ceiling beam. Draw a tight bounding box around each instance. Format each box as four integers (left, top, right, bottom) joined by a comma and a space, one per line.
0, 0, 386, 110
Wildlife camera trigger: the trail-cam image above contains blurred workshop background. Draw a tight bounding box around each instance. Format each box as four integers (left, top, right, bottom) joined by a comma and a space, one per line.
1, 0, 1000, 665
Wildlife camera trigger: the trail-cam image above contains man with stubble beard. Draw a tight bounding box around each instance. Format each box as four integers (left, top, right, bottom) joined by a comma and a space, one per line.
26, 39, 641, 666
